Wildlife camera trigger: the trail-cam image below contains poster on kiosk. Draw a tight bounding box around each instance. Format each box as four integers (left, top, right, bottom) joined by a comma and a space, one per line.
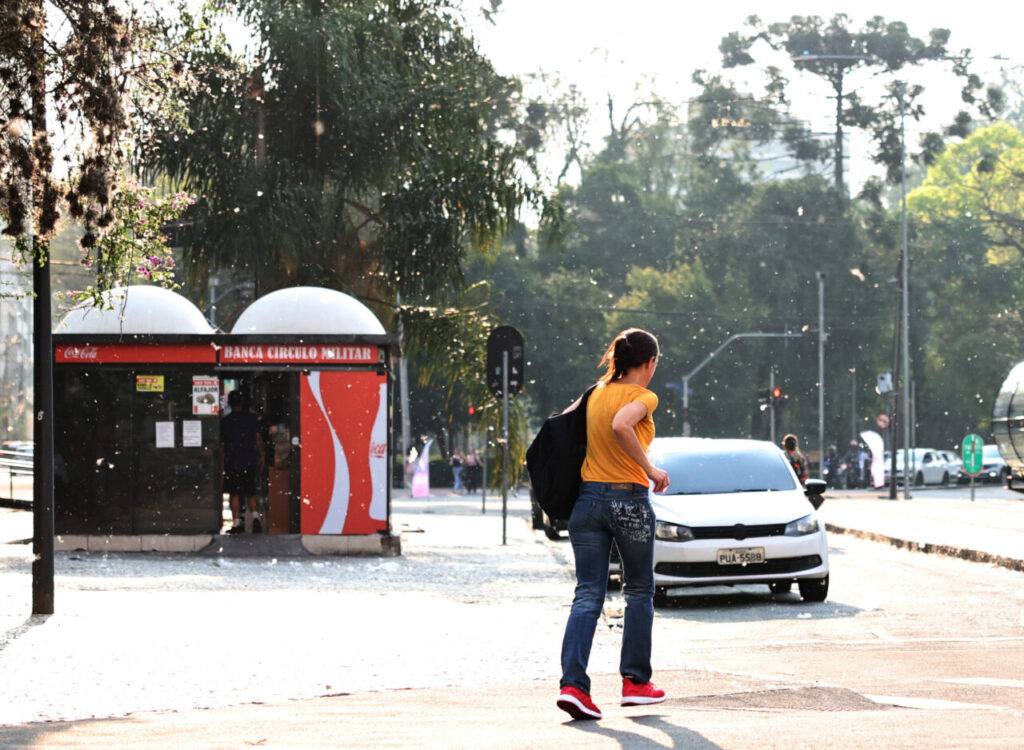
300, 371, 388, 534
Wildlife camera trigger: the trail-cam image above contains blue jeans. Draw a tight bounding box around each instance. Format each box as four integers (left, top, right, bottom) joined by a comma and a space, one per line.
560, 481, 656, 693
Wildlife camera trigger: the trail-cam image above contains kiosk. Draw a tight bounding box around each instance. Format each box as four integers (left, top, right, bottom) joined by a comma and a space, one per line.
53, 285, 398, 555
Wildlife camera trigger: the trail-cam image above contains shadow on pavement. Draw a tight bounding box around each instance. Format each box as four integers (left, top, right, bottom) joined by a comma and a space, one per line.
650, 588, 860, 623
571, 713, 724, 749
0, 614, 50, 654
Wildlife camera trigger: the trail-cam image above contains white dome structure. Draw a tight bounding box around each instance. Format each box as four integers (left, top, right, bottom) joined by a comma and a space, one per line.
231, 286, 385, 335
55, 286, 214, 335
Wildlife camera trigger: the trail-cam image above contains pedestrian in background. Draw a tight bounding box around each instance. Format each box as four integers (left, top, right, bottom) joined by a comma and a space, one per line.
451, 450, 464, 492
557, 328, 670, 721
221, 390, 264, 533
783, 434, 808, 486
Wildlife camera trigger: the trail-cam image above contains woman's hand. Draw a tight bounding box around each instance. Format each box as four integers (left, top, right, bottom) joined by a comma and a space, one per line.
648, 466, 670, 493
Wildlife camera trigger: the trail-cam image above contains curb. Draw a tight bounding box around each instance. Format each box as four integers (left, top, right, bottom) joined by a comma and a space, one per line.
825, 523, 1024, 573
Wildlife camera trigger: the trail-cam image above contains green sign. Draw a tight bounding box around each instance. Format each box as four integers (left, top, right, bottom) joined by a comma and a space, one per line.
961, 433, 984, 475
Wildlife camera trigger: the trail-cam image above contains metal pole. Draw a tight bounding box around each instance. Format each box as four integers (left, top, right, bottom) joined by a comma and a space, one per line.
899, 82, 912, 502
851, 368, 857, 444
396, 296, 411, 489
501, 351, 509, 545
682, 375, 690, 437
32, 241, 55, 615
481, 437, 487, 512
817, 272, 826, 479
769, 368, 776, 446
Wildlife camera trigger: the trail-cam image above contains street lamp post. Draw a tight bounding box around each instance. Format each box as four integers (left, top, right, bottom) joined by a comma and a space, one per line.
681, 332, 803, 437
898, 82, 911, 501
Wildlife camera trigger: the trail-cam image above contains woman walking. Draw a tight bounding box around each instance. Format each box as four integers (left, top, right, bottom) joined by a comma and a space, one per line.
557, 328, 671, 721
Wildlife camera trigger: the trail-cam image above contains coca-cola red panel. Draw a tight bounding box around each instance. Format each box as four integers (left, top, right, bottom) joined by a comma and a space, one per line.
55, 343, 217, 364
300, 371, 387, 535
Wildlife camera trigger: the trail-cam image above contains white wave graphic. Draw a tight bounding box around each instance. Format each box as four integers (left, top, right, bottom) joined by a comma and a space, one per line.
307, 371, 349, 534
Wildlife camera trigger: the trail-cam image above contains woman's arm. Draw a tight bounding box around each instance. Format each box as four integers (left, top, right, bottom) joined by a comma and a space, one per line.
611, 402, 670, 492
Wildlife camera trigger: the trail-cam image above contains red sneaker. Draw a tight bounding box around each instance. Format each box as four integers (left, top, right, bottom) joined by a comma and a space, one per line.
557, 686, 602, 720
621, 677, 666, 706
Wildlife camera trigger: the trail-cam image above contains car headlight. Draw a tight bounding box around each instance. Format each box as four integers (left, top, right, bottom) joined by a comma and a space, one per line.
655, 522, 694, 542
784, 514, 820, 536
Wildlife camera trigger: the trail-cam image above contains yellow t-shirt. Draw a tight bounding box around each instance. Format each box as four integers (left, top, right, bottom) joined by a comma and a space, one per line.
580, 382, 658, 485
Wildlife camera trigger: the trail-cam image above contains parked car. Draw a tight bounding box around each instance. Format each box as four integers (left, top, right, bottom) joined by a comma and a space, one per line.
611, 437, 829, 603
0, 440, 33, 456
530, 487, 568, 540
883, 448, 949, 486
939, 450, 963, 483
957, 444, 1008, 484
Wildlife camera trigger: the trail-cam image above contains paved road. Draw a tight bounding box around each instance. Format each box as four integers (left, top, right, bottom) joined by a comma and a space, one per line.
1, 489, 1022, 748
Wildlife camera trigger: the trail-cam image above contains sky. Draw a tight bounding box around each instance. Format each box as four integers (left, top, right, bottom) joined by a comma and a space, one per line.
463, 1, 1024, 188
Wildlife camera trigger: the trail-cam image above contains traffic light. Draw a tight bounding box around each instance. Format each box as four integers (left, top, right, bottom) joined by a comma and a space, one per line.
467, 406, 476, 416
772, 387, 782, 401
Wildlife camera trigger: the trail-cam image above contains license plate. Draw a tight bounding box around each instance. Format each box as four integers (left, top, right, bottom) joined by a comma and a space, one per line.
717, 547, 765, 566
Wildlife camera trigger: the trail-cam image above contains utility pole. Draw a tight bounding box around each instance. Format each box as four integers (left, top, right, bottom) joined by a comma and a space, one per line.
899, 82, 912, 502
817, 271, 826, 479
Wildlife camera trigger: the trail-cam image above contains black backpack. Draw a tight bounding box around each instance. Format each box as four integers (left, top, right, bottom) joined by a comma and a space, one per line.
526, 386, 596, 521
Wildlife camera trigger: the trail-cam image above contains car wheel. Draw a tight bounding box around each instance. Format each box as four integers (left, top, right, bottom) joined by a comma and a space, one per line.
941, 472, 949, 487
769, 580, 792, 594
544, 522, 561, 540
914, 471, 924, 487
653, 586, 670, 607
798, 575, 829, 602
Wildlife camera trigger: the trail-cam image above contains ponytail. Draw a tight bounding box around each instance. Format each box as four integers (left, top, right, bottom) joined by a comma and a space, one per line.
597, 328, 659, 384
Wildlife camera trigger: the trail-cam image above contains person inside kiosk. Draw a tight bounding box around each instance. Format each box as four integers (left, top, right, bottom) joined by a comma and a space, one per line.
220, 390, 265, 533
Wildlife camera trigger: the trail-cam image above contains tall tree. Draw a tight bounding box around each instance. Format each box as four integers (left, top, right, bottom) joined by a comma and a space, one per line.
907, 122, 1024, 445
720, 14, 1004, 192
908, 122, 1024, 261
0, 0, 182, 613
142, 0, 548, 320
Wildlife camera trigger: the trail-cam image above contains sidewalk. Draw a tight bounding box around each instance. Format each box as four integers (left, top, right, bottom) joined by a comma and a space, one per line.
0, 483, 1022, 745
819, 484, 1024, 573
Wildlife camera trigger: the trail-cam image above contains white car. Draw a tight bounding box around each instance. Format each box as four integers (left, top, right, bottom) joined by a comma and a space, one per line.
883, 448, 949, 486
613, 437, 830, 602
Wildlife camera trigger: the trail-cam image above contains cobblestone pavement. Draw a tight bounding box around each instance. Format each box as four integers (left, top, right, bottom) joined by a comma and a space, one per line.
0, 494, 589, 725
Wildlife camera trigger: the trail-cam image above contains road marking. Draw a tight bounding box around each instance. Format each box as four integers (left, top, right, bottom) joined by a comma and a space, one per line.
939, 677, 1024, 689
864, 694, 1003, 710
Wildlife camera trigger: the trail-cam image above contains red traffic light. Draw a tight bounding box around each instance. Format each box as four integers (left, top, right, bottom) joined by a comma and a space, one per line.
467, 407, 475, 416
771, 387, 782, 400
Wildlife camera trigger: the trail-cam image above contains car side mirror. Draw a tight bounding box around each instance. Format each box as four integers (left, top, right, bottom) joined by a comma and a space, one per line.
805, 478, 826, 510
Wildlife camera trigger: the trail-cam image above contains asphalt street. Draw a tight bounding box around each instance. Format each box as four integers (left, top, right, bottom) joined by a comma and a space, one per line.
0, 483, 1021, 748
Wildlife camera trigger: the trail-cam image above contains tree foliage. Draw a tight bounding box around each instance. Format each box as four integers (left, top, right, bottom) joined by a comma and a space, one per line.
0, 0, 186, 299
907, 122, 1024, 444
141, 0, 548, 314
908, 122, 1024, 260
720, 14, 1004, 191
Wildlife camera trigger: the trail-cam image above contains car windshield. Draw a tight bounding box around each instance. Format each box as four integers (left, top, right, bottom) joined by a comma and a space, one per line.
651, 449, 798, 495
983, 445, 1002, 459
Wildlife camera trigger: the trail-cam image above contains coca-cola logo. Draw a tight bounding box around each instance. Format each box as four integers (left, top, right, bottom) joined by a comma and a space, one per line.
370, 442, 387, 459
62, 346, 99, 360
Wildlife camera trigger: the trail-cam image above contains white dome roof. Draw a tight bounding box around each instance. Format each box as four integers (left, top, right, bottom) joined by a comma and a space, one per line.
55, 286, 214, 335
231, 287, 385, 335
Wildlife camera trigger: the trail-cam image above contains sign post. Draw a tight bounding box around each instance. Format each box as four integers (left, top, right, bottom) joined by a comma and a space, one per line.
486, 326, 524, 545
961, 433, 984, 503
